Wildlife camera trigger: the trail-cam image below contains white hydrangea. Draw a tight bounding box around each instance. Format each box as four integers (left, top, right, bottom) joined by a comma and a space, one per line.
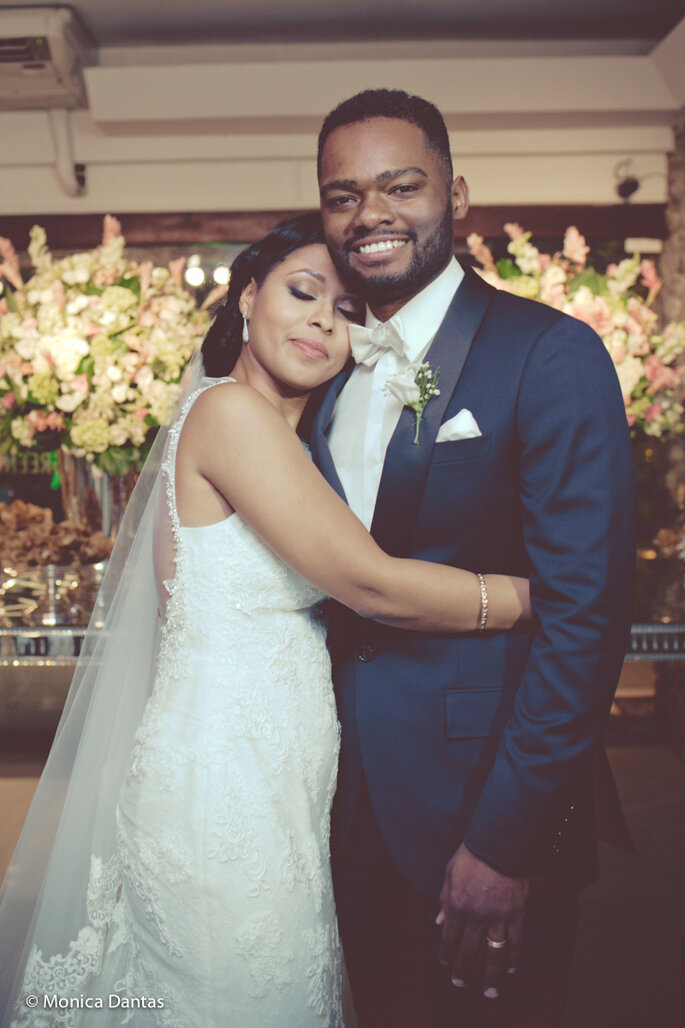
11, 417, 34, 446
41, 334, 90, 380
615, 355, 644, 401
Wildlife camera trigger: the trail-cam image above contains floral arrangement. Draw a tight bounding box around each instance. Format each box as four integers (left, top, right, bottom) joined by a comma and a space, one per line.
467, 225, 685, 438
0, 216, 209, 474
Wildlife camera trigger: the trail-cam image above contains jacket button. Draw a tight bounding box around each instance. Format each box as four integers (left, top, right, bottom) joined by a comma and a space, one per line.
358, 645, 374, 663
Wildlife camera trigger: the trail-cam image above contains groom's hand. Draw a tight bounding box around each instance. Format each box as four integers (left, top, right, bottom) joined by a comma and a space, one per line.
436, 843, 529, 998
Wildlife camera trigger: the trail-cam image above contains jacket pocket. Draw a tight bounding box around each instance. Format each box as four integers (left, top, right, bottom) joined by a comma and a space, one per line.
431, 434, 492, 464
445, 686, 517, 740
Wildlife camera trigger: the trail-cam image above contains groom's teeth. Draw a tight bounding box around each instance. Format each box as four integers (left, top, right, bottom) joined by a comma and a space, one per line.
358, 240, 406, 254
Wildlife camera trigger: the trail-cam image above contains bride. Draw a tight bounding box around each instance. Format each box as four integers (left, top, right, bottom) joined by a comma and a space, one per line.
0, 214, 532, 1027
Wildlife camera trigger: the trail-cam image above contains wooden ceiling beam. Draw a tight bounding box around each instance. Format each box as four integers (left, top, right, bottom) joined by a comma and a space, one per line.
1, 204, 666, 251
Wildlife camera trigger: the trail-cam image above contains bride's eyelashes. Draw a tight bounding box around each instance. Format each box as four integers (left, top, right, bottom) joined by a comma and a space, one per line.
289, 284, 315, 302
339, 306, 364, 322
288, 284, 361, 322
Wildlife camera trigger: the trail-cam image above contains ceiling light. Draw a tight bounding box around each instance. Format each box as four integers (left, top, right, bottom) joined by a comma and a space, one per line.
184, 265, 205, 287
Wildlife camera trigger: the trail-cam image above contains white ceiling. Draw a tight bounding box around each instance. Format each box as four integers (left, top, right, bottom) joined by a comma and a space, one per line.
1, 0, 684, 49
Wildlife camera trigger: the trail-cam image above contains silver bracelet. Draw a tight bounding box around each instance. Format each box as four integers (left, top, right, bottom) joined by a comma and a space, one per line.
476, 573, 488, 632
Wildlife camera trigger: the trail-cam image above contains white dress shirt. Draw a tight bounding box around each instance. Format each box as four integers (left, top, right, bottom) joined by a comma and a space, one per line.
328, 257, 464, 529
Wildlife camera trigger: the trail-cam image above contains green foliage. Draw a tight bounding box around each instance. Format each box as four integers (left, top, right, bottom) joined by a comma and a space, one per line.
495, 258, 520, 280
565, 267, 610, 298
98, 446, 138, 476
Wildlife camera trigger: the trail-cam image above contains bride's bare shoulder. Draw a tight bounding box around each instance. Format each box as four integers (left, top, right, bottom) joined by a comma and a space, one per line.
183, 381, 289, 446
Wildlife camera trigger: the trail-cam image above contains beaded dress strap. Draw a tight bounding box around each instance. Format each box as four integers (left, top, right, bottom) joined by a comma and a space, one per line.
162, 377, 236, 531
160, 376, 236, 594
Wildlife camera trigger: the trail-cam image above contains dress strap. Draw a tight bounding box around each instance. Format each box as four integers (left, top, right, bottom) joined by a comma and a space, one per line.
161, 376, 236, 533
158, 376, 236, 600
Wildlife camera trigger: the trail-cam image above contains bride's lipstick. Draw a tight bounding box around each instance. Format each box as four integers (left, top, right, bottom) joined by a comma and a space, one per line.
290, 338, 328, 359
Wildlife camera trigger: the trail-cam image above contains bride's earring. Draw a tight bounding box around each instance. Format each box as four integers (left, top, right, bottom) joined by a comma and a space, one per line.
242, 313, 249, 344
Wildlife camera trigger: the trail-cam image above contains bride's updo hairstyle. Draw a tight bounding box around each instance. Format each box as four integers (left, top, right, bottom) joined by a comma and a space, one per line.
201, 212, 327, 378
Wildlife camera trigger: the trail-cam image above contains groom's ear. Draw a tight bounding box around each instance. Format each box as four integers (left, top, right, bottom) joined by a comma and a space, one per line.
451, 176, 470, 221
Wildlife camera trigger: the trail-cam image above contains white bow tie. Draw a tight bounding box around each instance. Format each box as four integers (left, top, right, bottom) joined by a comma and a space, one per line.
348, 316, 406, 367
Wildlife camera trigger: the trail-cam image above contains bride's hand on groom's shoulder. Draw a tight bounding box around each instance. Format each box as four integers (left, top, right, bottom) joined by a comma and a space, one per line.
436, 843, 530, 999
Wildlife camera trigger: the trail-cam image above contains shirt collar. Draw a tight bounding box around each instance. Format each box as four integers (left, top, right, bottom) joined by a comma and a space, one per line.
365, 257, 464, 364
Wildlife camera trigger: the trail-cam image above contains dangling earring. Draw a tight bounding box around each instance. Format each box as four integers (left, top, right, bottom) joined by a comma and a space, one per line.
242, 313, 249, 344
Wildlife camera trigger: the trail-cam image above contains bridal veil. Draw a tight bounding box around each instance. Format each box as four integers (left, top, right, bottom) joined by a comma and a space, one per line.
0, 353, 205, 1025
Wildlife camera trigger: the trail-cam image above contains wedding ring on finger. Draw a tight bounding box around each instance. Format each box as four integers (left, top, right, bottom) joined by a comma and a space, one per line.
486, 937, 506, 950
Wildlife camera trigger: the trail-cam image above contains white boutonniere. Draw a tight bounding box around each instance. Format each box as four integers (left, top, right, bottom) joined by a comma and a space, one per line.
384, 362, 441, 444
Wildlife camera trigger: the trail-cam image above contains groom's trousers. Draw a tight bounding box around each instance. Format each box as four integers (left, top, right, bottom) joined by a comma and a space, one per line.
333, 775, 578, 1028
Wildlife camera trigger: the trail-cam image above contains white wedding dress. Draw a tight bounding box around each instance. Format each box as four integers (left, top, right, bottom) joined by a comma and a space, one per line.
13, 379, 343, 1027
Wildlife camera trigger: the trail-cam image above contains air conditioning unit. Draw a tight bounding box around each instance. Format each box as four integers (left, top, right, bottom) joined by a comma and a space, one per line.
0, 5, 94, 110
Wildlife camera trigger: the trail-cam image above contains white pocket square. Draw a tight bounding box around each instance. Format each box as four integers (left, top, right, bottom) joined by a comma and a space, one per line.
436, 409, 482, 442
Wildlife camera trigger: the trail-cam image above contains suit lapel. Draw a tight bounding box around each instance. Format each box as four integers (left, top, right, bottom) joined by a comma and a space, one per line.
310, 359, 354, 503
370, 269, 496, 556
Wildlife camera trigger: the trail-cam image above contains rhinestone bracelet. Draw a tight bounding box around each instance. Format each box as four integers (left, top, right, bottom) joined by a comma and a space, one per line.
476, 573, 488, 632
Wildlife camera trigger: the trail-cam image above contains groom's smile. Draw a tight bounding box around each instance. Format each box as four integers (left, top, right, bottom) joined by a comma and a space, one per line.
349, 232, 413, 266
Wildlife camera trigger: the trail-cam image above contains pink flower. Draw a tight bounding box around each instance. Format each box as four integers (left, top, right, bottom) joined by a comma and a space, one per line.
504, 223, 524, 241
644, 355, 664, 381
46, 412, 64, 430
138, 260, 154, 294
93, 269, 118, 287
19, 361, 34, 375
640, 259, 660, 292
562, 226, 590, 268
0, 235, 24, 291
122, 332, 142, 352
28, 409, 48, 431
102, 215, 122, 245
467, 233, 496, 273
569, 294, 615, 337
626, 412, 636, 427
626, 296, 656, 330
2, 392, 14, 410
168, 257, 186, 288
538, 253, 552, 270
645, 402, 662, 422
648, 367, 680, 395
52, 280, 66, 310
132, 408, 148, 420
644, 354, 680, 394
606, 263, 618, 277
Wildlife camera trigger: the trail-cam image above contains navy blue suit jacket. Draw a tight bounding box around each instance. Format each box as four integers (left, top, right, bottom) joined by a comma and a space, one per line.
311, 267, 636, 902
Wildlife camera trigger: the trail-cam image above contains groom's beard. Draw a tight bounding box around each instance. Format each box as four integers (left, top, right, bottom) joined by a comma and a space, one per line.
333, 203, 455, 309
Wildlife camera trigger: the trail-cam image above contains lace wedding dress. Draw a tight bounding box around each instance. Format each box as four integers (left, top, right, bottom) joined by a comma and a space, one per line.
13, 379, 343, 1027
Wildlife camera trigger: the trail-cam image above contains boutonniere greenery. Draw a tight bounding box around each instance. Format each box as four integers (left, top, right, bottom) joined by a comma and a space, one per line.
384, 362, 441, 444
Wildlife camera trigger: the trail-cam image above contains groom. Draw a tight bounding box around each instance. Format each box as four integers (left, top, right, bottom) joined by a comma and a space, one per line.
311, 89, 636, 1027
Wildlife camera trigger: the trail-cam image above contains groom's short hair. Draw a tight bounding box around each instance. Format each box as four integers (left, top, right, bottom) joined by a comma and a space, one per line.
317, 89, 453, 181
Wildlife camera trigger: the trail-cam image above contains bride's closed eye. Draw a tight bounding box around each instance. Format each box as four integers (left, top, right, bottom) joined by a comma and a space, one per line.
289, 284, 316, 302
288, 284, 362, 323
337, 304, 363, 322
